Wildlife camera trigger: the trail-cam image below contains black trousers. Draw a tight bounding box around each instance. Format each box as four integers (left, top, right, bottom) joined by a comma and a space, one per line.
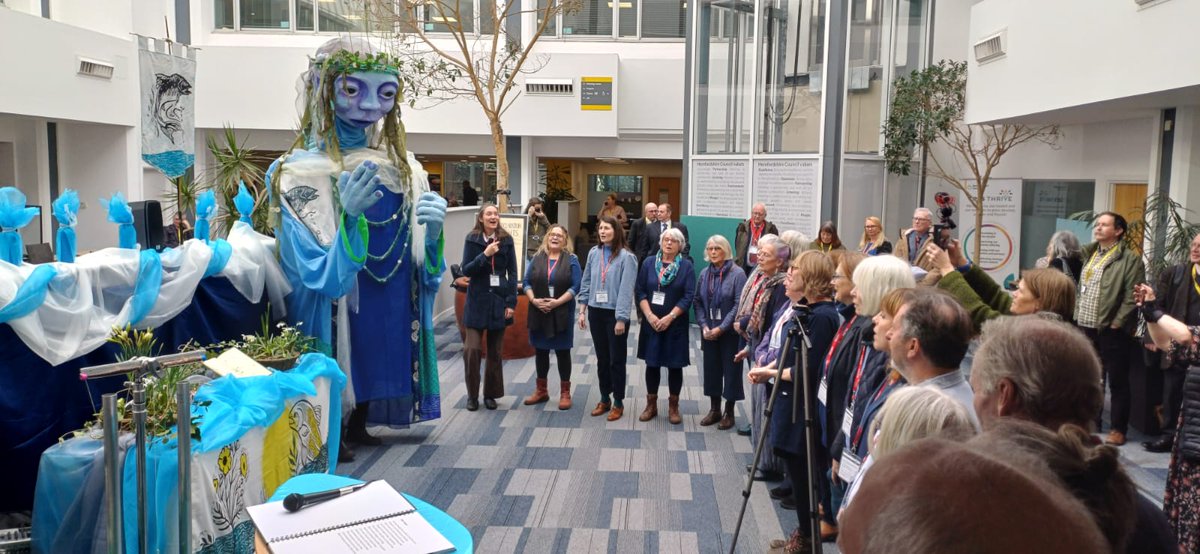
1084, 327, 1136, 433
781, 451, 817, 539
535, 348, 572, 381
1164, 363, 1187, 433
645, 366, 683, 396
588, 308, 628, 401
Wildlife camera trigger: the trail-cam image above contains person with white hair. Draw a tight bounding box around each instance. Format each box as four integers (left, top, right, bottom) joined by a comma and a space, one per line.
894, 207, 935, 265
267, 37, 449, 458
635, 227, 696, 424
694, 235, 748, 429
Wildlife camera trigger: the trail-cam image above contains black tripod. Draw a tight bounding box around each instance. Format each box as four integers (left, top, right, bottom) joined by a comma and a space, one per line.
729, 305, 822, 553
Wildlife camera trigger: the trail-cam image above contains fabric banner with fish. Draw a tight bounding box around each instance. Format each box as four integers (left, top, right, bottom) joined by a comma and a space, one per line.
139, 36, 196, 179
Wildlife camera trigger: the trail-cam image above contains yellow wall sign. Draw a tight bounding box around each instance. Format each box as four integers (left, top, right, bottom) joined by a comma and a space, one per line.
581, 76, 613, 111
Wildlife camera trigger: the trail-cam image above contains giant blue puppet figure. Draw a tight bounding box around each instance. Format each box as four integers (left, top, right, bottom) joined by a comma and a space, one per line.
268, 38, 448, 457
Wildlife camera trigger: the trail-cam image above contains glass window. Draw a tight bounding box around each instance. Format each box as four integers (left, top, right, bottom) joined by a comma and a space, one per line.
840, 160, 885, 241
618, 0, 637, 37
422, 1, 474, 33
641, 0, 684, 37
891, 0, 926, 79
1019, 180, 1095, 269
694, 0, 754, 153
480, 0, 497, 34
590, 174, 643, 192
215, 0, 235, 29
318, 0, 391, 32
536, 0, 558, 35
240, 0, 291, 29
758, 0, 822, 153
843, 0, 885, 154
562, 0, 612, 36
298, 0, 314, 31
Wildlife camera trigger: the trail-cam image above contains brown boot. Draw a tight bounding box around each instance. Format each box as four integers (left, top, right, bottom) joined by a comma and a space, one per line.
699, 397, 721, 426
558, 381, 573, 410
524, 378, 550, 405
639, 394, 658, 421
717, 401, 735, 430
607, 404, 624, 421
668, 395, 682, 425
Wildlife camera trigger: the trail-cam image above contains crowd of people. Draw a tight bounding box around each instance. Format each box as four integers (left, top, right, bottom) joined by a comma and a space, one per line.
451, 200, 1199, 553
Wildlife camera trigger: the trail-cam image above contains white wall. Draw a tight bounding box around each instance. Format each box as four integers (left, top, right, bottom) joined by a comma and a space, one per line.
966, 0, 1200, 123
57, 122, 138, 252
0, 8, 138, 126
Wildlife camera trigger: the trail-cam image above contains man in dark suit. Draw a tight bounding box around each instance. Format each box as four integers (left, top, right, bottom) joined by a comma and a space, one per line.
733, 203, 779, 275
645, 202, 690, 259
629, 202, 657, 265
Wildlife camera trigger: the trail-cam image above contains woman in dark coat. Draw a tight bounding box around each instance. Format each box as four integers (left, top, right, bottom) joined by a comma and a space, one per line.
695, 235, 748, 429
460, 203, 518, 411
749, 251, 842, 553
636, 227, 696, 424
523, 224, 582, 410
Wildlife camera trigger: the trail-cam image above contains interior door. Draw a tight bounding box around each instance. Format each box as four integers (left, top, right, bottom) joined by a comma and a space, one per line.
648, 177, 681, 216
1111, 182, 1148, 253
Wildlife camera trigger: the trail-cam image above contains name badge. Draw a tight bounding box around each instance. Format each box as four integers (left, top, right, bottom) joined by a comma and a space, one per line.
652, 291, 667, 306
838, 451, 863, 483
817, 379, 828, 405
749, 245, 759, 255
770, 328, 782, 349
548, 286, 556, 297
489, 274, 501, 287
595, 290, 610, 304
841, 407, 854, 436
710, 308, 722, 321
1080, 285, 1087, 294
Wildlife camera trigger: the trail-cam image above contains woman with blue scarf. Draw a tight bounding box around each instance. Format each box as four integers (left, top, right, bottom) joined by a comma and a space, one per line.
635, 227, 696, 424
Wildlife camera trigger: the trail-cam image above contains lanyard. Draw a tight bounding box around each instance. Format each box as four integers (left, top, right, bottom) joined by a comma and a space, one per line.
547, 256, 559, 280
822, 315, 858, 378
819, 243, 832, 253
708, 262, 728, 299
599, 246, 612, 285
488, 238, 496, 273
844, 347, 870, 411
1192, 264, 1200, 297
1084, 245, 1119, 282
862, 242, 873, 254
852, 377, 899, 449
750, 221, 764, 244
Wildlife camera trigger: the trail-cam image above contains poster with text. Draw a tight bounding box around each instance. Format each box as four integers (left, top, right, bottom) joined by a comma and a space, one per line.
959, 179, 1022, 288
499, 214, 528, 279
690, 159, 749, 219
753, 159, 819, 237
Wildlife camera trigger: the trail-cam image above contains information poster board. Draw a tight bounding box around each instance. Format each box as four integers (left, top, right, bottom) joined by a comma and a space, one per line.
959, 179, 1022, 287
753, 159, 819, 236
690, 159, 749, 219
499, 213, 528, 279
580, 77, 613, 111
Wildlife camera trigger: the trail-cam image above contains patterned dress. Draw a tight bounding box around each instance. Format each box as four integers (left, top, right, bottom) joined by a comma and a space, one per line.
1164, 326, 1200, 552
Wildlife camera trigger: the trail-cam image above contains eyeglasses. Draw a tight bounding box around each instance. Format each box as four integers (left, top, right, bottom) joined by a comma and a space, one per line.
913, 217, 931, 222
832, 273, 846, 280
663, 237, 681, 244
864, 225, 881, 229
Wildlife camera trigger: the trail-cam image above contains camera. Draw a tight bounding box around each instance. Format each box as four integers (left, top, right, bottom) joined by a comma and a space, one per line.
932, 192, 957, 249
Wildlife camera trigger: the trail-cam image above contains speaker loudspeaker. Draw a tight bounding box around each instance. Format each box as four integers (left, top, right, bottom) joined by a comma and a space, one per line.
130, 200, 165, 251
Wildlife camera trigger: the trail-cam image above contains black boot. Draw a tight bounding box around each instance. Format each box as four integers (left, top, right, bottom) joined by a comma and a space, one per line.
345, 403, 382, 446
338, 435, 356, 463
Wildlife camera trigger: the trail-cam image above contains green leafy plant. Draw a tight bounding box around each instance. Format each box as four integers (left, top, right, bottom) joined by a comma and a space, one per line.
213, 307, 317, 364
205, 126, 273, 236
883, 60, 1062, 262
1070, 191, 1200, 280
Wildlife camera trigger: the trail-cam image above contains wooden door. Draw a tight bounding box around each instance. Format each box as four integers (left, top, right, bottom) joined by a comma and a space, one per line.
1112, 182, 1148, 253
648, 177, 681, 216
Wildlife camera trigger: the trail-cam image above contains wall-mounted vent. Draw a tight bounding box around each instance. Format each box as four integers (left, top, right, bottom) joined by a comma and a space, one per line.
525, 79, 574, 96
77, 57, 115, 80
973, 30, 1007, 64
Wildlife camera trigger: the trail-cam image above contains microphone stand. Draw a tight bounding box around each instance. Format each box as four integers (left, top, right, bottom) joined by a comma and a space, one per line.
789, 305, 823, 546
729, 304, 812, 554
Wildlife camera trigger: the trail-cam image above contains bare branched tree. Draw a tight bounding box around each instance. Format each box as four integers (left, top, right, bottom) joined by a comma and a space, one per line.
885, 60, 1062, 261
364, 0, 580, 211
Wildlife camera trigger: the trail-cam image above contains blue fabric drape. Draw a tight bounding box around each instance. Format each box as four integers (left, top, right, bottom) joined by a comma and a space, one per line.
195, 190, 216, 242
103, 193, 136, 249
53, 190, 80, 263
0, 265, 58, 323
128, 249, 163, 325
204, 239, 232, 277
234, 181, 255, 224
0, 187, 39, 264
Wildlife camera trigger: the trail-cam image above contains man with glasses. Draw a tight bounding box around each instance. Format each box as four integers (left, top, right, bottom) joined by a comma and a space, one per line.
646, 202, 691, 259
630, 202, 657, 265
734, 203, 779, 274
895, 207, 935, 265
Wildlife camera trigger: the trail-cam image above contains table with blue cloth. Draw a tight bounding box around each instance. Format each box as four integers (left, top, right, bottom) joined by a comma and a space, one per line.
257, 473, 473, 553
1, 276, 268, 512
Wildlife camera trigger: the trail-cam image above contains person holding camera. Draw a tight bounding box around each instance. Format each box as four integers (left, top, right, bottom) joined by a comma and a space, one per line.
525, 197, 552, 261
461, 203, 518, 411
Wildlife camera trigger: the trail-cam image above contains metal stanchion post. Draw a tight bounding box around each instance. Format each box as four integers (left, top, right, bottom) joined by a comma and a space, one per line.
176, 381, 192, 554
102, 393, 124, 554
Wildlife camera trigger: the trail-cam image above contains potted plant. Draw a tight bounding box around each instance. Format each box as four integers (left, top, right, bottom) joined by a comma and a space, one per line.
214, 308, 318, 371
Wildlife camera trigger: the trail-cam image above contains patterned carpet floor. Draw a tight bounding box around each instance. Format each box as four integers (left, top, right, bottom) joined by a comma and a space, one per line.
335, 316, 1170, 554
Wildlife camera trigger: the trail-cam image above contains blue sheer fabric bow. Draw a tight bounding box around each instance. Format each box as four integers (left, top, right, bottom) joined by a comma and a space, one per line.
52, 190, 79, 262
195, 190, 217, 242
102, 193, 136, 249
234, 181, 255, 225
0, 187, 40, 264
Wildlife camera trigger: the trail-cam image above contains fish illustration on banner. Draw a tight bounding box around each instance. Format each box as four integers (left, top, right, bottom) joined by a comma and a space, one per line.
138, 36, 196, 178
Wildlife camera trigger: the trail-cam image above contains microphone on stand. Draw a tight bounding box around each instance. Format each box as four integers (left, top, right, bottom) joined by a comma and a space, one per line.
283, 481, 371, 512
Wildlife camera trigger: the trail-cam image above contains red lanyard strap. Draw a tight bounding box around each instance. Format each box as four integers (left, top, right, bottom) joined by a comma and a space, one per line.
852, 377, 898, 448
822, 315, 858, 377
599, 246, 612, 284
844, 346, 870, 409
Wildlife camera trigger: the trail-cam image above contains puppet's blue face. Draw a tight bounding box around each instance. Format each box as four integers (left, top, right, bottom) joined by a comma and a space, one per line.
333, 71, 399, 129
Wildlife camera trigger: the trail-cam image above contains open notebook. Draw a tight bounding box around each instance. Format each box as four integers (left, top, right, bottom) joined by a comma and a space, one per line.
247, 481, 455, 554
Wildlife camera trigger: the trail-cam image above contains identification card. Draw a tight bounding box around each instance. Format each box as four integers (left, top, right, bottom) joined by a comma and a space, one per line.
595, 290, 610, 304
489, 275, 501, 287
749, 245, 759, 255
1080, 285, 1087, 294
710, 309, 722, 320
651, 291, 666, 306
770, 328, 782, 349
548, 286, 556, 297
817, 379, 828, 405
838, 452, 863, 483
841, 407, 854, 436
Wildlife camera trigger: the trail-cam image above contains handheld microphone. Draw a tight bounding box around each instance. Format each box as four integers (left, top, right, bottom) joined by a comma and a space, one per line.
282, 481, 370, 512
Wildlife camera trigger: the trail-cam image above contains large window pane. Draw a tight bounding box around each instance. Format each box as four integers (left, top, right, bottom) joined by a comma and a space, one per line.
843, 0, 885, 154
641, 0, 684, 38
758, 0, 822, 153
423, 0, 474, 33
694, 0, 753, 153
215, 0, 234, 29
562, 0, 612, 36
481, 0, 497, 34
840, 159, 885, 241
240, 0, 291, 29
1020, 180, 1095, 270
319, 0, 391, 31
892, 0, 926, 78
298, 0, 314, 30
536, 0, 558, 35
618, 0, 637, 37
